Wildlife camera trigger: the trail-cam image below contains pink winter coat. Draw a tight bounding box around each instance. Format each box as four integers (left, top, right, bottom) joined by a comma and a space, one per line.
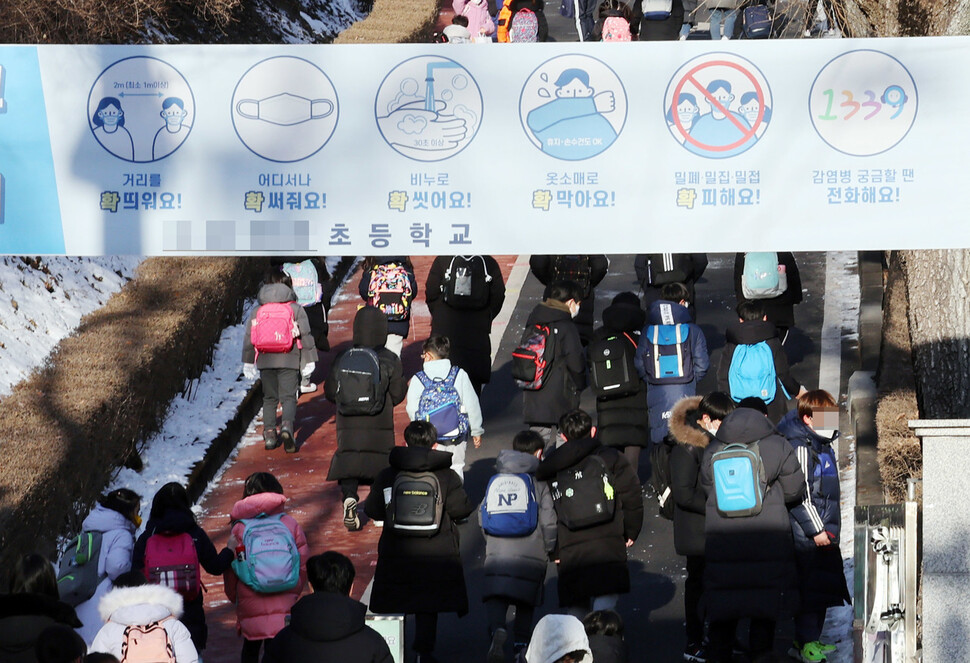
453, 0, 495, 36
223, 493, 309, 641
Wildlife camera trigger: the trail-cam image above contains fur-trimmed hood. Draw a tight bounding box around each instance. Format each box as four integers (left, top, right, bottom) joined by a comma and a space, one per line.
98, 584, 184, 623
668, 396, 711, 449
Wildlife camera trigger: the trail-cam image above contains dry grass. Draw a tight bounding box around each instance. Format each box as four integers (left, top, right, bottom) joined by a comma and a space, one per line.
0, 0, 240, 43
335, 0, 438, 43
0, 257, 264, 569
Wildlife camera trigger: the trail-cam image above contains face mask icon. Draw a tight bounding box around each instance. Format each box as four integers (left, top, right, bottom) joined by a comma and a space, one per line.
236, 92, 334, 127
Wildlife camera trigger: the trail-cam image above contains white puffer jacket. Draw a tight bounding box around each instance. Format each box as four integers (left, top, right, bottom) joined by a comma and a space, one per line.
89, 584, 199, 662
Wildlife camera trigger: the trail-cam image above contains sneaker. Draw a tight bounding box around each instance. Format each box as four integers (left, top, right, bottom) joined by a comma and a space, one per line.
373, 520, 384, 528
797, 641, 828, 662
263, 429, 280, 450
803, 29, 812, 37
280, 423, 296, 453
343, 497, 361, 531
683, 643, 706, 662
487, 627, 507, 663
300, 381, 317, 394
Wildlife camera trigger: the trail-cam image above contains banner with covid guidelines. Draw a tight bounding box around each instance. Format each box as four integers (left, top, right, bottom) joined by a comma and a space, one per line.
0, 38, 962, 256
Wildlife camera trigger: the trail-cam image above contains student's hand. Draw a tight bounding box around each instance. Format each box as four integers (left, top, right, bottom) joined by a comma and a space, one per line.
227, 534, 239, 551
473, 435, 482, 449
813, 531, 831, 547
625, 538, 635, 548
797, 386, 808, 398
242, 363, 257, 380
594, 91, 616, 114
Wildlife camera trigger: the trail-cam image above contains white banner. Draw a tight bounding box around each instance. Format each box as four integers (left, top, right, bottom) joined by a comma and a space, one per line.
0, 39, 961, 255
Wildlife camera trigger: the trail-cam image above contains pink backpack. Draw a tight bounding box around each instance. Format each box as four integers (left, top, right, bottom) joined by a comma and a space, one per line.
121, 620, 176, 663
144, 532, 201, 602
250, 302, 297, 356
602, 15, 631, 41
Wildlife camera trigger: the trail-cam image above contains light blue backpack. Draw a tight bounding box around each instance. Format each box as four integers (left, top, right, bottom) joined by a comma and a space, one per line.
741, 252, 787, 299
231, 513, 300, 593
711, 441, 767, 518
728, 341, 789, 403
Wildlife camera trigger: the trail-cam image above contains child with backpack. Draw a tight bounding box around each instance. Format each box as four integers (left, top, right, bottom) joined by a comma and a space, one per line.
223, 472, 309, 663
358, 257, 418, 357
276, 257, 331, 392
406, 334, 483, 482
453, 0, 495, 38
496, 0, 549, 41
529, 255, 609, 345
325, 306, 408, 531
634, 282, 709, 470
590, 0, 633, 40
68, 489, 142, 646
480, 430, 557, 663
363, 421, 474, 663
716, 299, 806, 423
88, 571, 198, 662
666, 392, 735, 663
242, 267, 318, 453
535, 409, 643, 619
131, 482, 234, 655
734, 252, 802, 344
699, 407, 806, 662
776, 390, 850, 663
588, 291, 649, 479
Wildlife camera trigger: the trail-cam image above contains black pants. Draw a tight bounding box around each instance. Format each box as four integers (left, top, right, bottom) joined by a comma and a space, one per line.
412, 612, 438, 654
339, 478, 360, 501
241, 637, 266, 663
684, 555, 706, 645
795, 610, 826, 644
485, 598, 536, 647
708, 618, 776, 662
260, 367, 299, 429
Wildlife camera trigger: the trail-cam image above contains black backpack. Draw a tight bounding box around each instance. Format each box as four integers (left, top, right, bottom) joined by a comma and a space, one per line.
587, 332, 639, 399
640, 253, 690, 287
649, 438, 676, 520
551, 454, 616, 530
388, 471, 444, 537
442, 256, 492, 310
332, 347, 386, 415
552, 255, 592, 299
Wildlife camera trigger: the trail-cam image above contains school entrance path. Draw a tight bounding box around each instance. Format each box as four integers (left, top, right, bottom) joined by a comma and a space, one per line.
195, 256, 519, 663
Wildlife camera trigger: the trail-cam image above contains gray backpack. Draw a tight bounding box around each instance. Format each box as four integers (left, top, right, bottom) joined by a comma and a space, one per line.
57, 531, 104, 606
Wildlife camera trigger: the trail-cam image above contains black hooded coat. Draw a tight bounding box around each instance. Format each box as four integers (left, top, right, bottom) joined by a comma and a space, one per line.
699, 408, 805, 621
326, 306, 408, 482
0, 594, 81, 663
264, 592, 393, 663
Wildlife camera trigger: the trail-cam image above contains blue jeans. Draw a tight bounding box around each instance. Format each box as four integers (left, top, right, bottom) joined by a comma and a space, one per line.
709, 8, 737, 39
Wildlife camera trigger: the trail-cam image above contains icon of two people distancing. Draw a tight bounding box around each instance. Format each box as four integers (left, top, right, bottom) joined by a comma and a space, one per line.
91, 95, 191, 162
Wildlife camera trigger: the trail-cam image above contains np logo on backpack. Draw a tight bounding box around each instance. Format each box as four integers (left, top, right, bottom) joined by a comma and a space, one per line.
231, 513, 301, 593
588, 333, 639, 398
56, 531, 104, 606
367, 263, 414, 321
282, 260, 323, 308
332, 347, 386, 416
741, 252, 787, 299
711, 441, 767, 517
641, 0, 672, 19
728, 341, 789, 403
551, 454, 616, 530
415, 366, 470, 443
644, 323, 694, 385
387, 471, 444, 537
512, 323, 557, 390
121, 619, 177, 663
601, 16, 631, 41
250, 302, 300, 357
144, 532, 201, 602
481, 473, 539, 537
442, 255, 492, 310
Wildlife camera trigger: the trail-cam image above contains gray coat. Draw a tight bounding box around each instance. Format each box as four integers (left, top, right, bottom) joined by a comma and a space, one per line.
242, 283, 318, 370
479, 450, 557, 606
700, 408, 806, 621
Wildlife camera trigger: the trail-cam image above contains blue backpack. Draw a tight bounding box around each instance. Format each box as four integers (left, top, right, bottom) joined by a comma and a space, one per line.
643, 323, 694, 385
231, 513, 301, 594
728, 341, 788, 403
481, 473, 539, 537
415, 366, 470, 443
711, 441, 766, 517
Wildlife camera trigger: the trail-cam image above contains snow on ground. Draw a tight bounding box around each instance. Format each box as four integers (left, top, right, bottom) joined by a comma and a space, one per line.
0, 256, 142, 397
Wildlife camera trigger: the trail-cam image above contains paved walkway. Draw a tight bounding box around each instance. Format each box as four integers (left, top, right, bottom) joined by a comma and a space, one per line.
196, 256, 518, 661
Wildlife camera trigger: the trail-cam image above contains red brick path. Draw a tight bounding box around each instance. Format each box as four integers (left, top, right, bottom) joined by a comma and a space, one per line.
196, 256, 517, 661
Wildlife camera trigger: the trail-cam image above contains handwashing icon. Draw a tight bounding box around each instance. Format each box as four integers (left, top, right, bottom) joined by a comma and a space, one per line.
236, 93, 334, 127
